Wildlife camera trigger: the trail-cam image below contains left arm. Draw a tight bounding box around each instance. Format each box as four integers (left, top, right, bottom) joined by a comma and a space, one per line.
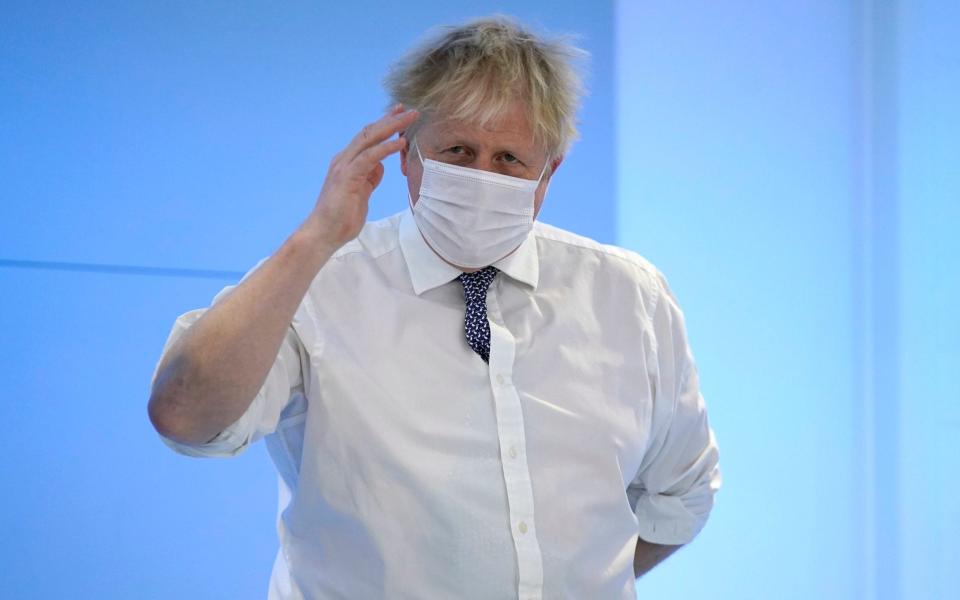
634, 539, 682, 578
626, 271, 721, 574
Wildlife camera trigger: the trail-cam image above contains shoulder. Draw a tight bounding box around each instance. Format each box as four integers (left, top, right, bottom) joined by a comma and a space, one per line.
329, 211, 404, 262
533, 220, 667, 301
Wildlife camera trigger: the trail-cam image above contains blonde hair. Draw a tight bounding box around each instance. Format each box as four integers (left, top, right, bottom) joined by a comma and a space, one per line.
383, 14, 588, 159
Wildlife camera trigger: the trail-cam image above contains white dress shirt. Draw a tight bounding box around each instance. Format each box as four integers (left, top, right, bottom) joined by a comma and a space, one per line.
152, 208, 721, 600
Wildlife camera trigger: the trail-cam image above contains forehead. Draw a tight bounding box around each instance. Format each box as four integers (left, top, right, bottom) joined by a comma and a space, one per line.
424, 100, 541, 152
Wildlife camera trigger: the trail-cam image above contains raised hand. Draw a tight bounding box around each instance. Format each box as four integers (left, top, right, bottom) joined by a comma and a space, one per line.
307, 104, 419, 251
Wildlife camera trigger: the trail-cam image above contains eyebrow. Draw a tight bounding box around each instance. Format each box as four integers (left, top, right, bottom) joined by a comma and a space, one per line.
434, 136, 535, 161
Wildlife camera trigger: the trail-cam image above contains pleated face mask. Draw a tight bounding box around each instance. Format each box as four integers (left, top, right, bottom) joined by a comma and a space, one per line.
408, 140, 548, 269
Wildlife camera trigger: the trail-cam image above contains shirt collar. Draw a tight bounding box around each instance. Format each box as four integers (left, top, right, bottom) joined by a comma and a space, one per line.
398, 208, 540, 296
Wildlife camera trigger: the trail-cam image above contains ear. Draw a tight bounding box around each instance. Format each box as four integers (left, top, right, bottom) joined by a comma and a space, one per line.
399, 132, 409, 176
548, 154, 564, 177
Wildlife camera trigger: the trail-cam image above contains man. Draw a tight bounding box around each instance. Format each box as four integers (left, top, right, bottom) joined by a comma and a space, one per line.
148, 15, 720, 600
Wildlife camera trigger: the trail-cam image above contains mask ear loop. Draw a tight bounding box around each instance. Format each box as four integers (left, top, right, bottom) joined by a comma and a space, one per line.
531, 155, 552, 220
408, 136, 422, 212
412, 137, 425, 166
535, 154, 551, 183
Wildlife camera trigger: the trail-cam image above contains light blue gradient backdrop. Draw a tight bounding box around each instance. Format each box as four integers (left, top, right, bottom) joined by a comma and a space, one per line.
1, 2, 955, 599
617, 2, 959, 599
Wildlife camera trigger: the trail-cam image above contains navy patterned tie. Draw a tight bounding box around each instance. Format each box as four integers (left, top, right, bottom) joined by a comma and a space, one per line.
457, 266, 499, 363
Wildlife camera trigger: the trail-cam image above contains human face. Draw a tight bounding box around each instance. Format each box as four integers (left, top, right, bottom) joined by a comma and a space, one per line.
400, 97, 563, 223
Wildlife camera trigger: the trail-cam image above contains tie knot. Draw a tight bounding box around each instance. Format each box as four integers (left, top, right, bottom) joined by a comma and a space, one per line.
457, 266, 499, 291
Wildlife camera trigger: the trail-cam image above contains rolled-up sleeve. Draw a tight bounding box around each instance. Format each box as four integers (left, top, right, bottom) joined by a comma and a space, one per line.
627, 270, 721, 545
150, 278, 308, 459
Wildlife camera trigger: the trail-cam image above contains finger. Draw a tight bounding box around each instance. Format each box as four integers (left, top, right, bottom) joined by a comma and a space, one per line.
347, 109, 417, 158
352, 135, 407, 172
366, 162, 385, 189
344, 108, 419, 161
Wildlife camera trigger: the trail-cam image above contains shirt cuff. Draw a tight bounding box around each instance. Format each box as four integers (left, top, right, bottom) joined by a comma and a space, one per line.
634, 493, 700, 545
155, 402, 258, 459
631, 464, 721, 545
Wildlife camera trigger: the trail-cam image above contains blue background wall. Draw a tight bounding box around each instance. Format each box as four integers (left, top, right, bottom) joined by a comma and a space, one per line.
616, 1, 959, 598
1, 2, 956, 598
617, 2, 861, 597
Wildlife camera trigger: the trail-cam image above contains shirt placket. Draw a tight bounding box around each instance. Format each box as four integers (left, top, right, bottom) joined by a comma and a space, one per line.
485, 284, 544, 600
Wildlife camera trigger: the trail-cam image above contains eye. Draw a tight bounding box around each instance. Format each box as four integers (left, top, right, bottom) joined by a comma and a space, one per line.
501, 153, 519, 164
446, 145, 467, 155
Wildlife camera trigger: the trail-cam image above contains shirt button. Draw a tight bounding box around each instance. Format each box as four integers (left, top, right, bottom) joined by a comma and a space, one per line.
496, 374, 505, 385
518, 521, 528, 534
508, 446, 518, 459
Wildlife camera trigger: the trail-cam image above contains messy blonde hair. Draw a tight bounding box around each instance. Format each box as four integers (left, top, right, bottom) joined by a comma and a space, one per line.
383, 14, 587, 158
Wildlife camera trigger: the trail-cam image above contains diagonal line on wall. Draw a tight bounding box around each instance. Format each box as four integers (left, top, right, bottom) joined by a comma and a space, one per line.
0, 258, 243, 280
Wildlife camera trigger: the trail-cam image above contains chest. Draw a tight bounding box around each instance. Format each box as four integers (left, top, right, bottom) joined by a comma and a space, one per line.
298, 278, 654, 491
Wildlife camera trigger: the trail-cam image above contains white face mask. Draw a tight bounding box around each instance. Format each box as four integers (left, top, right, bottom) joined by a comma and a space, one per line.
408, 140, 549, 269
